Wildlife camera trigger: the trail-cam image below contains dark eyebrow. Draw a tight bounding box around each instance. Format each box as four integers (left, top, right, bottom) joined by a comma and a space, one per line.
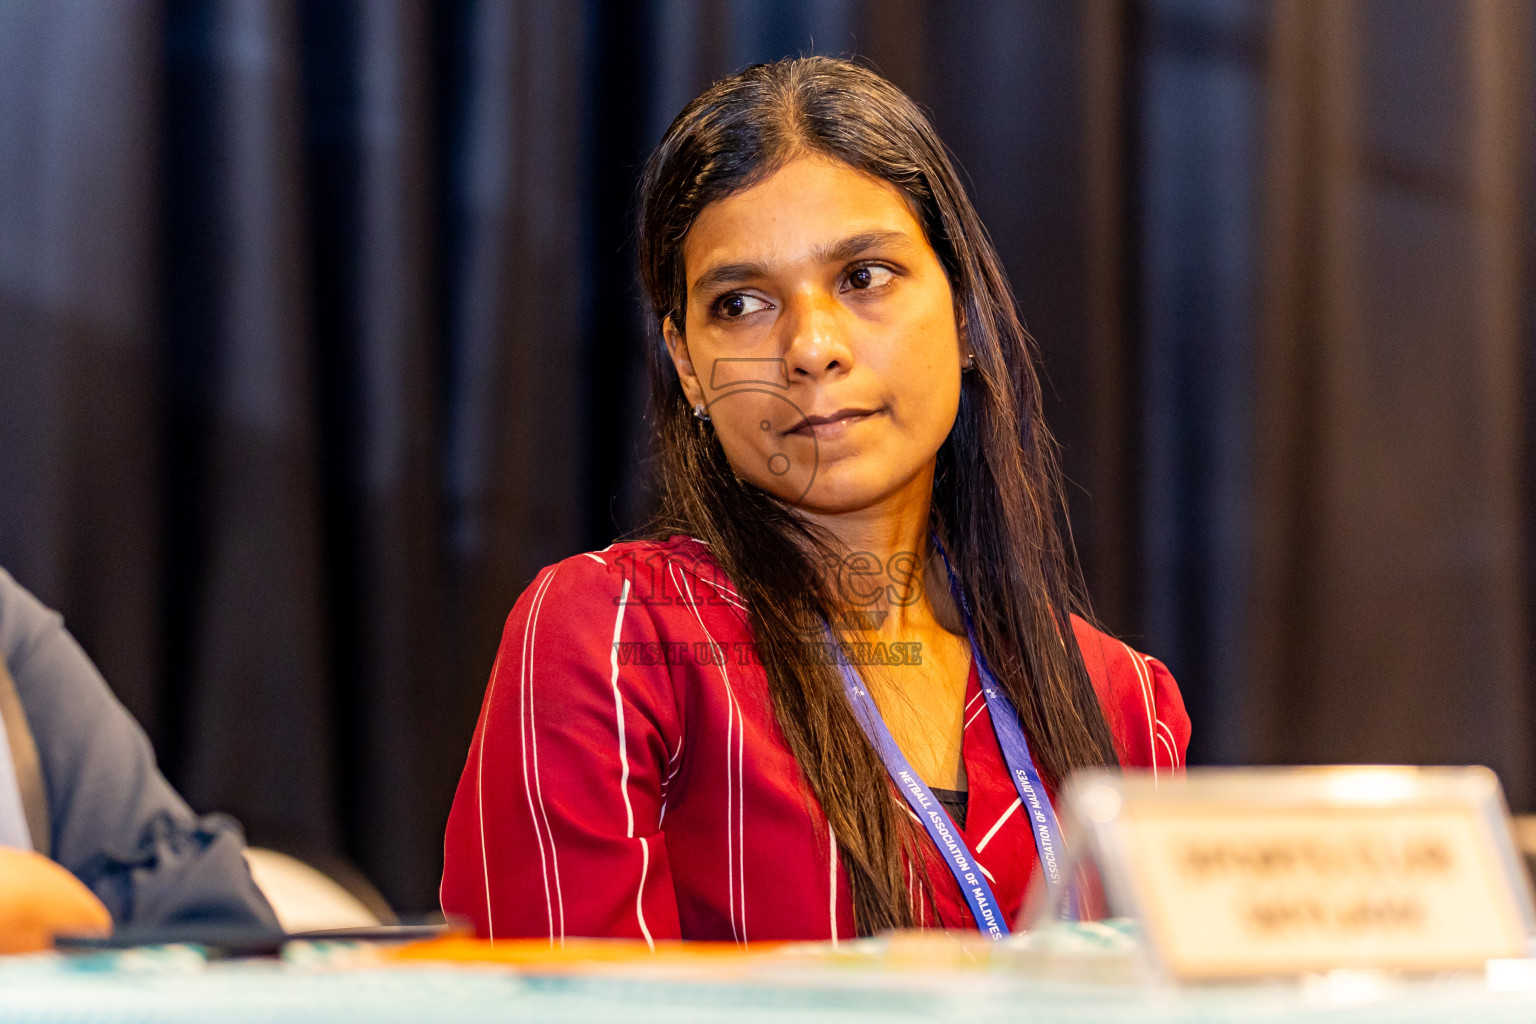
689, 230, 917, 297
691, 261, 770, 296
812, 230, 914, 266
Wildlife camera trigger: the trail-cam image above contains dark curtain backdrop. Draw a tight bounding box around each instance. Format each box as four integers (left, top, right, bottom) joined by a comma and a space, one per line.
0, 0, 1532, 913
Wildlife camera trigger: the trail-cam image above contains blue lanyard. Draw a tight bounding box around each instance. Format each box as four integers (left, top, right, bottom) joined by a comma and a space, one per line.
834, 651, 1011, 937
828, 534, 1072, 935
930, 534, 1070, 901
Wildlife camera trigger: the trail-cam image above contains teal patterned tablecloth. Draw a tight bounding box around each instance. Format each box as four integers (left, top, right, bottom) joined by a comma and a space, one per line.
3, 940, 1536, 1024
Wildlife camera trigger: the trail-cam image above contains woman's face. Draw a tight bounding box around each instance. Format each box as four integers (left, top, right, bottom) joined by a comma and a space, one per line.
664, 155, 966, 516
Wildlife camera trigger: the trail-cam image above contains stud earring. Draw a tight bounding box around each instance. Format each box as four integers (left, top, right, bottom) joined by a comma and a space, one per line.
963, 352, 976, 373
693, 403, 711, 422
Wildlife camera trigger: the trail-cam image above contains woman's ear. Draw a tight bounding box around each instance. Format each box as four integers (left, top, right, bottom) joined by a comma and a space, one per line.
662, 315, 706, 409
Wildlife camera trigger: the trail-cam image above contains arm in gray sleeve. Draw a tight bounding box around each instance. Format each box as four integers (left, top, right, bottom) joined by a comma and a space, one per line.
0, 567, 277, 930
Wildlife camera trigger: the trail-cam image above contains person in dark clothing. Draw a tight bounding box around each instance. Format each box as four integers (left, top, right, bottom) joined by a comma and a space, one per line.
0, 565, 276, 935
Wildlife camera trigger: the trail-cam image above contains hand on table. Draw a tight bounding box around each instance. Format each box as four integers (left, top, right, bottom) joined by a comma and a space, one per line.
0, 847, 110, 953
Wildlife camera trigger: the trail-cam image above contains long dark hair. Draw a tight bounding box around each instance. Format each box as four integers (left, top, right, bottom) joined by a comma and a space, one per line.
636, 56, 1118, 934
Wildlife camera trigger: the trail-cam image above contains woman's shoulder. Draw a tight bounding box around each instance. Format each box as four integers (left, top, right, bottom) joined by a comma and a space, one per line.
498, 535, 739, 641
482, 536, 740, 718
554, 535, 717, 572
516, 535, 723, 601
1067, 615, 1191, 773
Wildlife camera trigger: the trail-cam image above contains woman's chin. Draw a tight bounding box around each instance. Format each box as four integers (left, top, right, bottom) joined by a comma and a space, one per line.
731, 440, 932, 517
772, 465, 911, 518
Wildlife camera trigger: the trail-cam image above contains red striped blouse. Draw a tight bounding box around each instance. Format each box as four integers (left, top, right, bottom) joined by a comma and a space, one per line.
441, 535, 1190, 944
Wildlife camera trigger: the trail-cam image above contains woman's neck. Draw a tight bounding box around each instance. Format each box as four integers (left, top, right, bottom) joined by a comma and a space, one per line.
795, 463, 962, 637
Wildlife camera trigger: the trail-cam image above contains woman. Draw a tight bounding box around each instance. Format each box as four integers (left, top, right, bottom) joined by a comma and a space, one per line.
441, 56, 1188, 944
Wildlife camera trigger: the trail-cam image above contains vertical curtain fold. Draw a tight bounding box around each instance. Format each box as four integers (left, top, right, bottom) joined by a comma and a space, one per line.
1246, 0, 1531, 801
346, 0, 443, 902
181, 0, 337, 851
0, 0, 163, 736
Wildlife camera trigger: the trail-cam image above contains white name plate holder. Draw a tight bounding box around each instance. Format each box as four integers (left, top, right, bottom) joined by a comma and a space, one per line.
1047, 766, 1536, 981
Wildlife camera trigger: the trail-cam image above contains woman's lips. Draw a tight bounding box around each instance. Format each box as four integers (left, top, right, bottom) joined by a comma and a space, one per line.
786, 407, 883, 440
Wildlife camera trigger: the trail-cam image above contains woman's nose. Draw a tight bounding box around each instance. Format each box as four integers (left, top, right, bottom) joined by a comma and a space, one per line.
782, 292, 852, 380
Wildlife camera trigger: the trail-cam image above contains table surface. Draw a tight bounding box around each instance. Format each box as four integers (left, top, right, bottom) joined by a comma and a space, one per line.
5, 937, 1536, 1024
